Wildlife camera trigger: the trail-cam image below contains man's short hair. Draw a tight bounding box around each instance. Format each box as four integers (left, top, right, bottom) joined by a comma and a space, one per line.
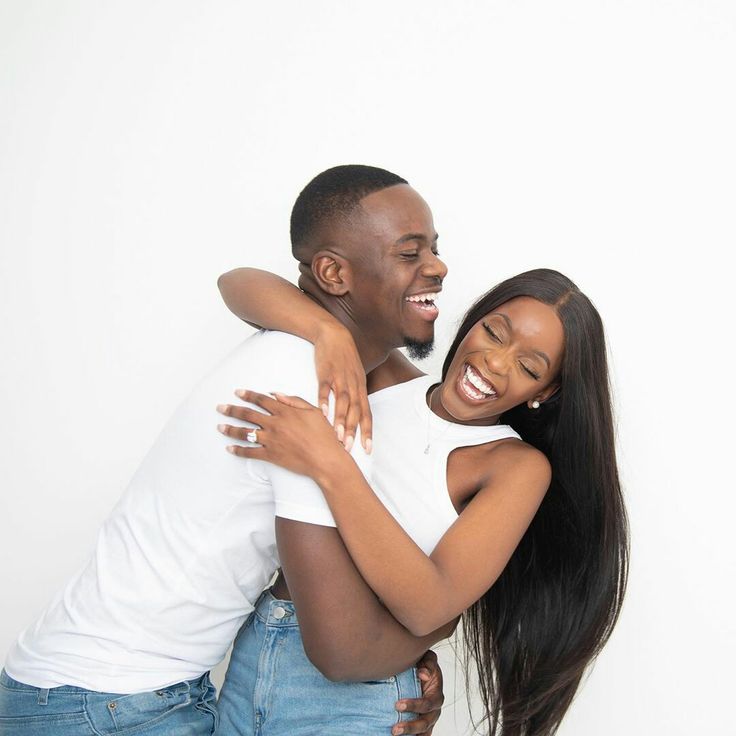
290, 165, 408, 262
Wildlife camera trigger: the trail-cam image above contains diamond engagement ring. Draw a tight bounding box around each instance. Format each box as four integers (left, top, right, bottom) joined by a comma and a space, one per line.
246, 429, 259, 443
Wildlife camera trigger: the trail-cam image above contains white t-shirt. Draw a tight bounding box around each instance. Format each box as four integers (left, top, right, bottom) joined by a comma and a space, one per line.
6, 345, 521, 695
5, 331, 361, 693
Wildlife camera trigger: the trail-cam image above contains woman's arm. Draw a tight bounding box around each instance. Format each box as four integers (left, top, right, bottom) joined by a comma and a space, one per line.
278, 521, 456, 736
218, 267, 372, 451
220, 392, 552, 637
275, 517, 458, 681
218, 267, 340, 340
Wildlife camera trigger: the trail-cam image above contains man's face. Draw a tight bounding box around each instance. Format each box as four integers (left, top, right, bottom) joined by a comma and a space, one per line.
337, 184, 448, 357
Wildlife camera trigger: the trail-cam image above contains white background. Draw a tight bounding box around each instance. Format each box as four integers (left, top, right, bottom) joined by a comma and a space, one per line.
1, 2, 734, 734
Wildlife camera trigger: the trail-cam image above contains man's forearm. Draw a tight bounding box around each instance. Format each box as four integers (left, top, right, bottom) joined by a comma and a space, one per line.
275, 517, 458, 682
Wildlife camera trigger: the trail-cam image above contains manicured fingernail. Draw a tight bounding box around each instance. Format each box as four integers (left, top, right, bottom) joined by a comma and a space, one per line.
321, 403, 329, 417
216, 404, 227, 413
344, 435, 354, 452
235, 389, 246, 398
217, 424, 226, 433
336, 424, 344, 441
396, 702, 407, 711
364, 438, 373, 454
226, 445, 236, 454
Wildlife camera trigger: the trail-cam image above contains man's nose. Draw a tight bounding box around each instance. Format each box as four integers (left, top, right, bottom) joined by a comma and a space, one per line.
422, 251, 448, 282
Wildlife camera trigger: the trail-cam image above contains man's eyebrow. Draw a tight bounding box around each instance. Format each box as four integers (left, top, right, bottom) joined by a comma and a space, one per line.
394, 232, 440, 245
490, 312, 551, 369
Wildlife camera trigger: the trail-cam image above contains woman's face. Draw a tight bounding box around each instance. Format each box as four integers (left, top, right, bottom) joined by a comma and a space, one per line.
436, 296, 565, 425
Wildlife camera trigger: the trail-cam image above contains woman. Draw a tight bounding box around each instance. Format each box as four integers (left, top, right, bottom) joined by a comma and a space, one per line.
216, 267, 629, 736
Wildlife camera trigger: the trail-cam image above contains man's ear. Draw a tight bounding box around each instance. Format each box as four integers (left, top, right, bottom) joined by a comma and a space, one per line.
311, 251, 351, 296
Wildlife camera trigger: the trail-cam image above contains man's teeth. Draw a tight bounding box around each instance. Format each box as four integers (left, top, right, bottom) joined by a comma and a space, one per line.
464, 365, 496, 398
406, 292, 440, 308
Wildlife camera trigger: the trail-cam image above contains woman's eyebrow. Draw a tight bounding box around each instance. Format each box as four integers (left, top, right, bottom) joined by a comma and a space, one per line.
489, 312, 513, 330
490, 312, 551, 369
533, 351, 551, 369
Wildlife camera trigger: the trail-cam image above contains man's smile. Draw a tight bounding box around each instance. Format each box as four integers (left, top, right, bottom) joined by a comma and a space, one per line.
404, 290, 441, 321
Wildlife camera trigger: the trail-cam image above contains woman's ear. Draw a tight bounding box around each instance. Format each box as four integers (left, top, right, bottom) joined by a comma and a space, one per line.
528, 383, 560, 409
311, 251, 351, 296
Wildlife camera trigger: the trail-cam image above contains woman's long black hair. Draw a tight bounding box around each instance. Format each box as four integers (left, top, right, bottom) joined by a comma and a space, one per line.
441, 269, 629, 735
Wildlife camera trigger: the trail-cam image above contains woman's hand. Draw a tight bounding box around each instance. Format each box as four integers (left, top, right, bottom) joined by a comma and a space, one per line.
217, 390, 352, 481
312, 322, 372, 454
217, 268, 372, 453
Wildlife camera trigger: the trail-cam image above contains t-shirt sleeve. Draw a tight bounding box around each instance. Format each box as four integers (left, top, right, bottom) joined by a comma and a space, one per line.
268, 465, 338, 527
236, 331, 372, 528
266, 421, 373, 528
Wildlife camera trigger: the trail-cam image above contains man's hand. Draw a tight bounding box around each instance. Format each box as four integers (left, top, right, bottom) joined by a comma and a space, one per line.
392, 650, 445, 735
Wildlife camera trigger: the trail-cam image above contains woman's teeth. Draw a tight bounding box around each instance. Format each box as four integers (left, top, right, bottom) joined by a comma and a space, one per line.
461, 364, 497, 400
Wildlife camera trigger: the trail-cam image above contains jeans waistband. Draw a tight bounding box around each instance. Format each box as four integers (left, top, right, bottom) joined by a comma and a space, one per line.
0, 668, 211, 696
253, 587, 299, 627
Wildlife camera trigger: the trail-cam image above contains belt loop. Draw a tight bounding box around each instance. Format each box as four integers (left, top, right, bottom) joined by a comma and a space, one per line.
37, 688, 49, 705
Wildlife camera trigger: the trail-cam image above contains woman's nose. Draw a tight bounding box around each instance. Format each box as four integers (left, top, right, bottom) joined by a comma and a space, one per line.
483, 348, 510, 376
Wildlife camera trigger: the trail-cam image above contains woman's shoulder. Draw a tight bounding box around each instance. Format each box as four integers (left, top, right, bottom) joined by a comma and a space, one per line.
480, 437, 552, 486
451, 438, 551, 517
366, 349, 425, 393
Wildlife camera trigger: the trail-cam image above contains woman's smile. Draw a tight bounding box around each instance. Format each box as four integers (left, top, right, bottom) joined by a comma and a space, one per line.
456, 363, 499, 403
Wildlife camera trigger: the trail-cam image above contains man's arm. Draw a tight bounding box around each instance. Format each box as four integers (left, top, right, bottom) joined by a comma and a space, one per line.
275, 517, 458, 682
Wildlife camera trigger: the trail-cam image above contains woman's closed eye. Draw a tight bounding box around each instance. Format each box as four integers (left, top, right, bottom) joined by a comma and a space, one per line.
520, 363, 541, 380
483, 322, 541, 380
482, 322, 501, 342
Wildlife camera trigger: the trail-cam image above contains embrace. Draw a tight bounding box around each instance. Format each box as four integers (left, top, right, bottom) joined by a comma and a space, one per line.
1, 165, 629, 736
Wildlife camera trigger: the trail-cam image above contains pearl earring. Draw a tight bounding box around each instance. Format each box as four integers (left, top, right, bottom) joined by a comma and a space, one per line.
531, 400, 540, 409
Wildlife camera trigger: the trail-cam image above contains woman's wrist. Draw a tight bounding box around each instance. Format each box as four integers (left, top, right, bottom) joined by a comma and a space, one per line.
313, 447, 358, 492
310, 315, 352, 346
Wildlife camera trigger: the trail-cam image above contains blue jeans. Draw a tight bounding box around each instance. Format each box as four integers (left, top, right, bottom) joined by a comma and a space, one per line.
0, 669, 218, 735
217, 588, 421, 736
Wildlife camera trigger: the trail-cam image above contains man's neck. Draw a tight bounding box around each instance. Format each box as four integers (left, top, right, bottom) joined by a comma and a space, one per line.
302, 291, 392, 374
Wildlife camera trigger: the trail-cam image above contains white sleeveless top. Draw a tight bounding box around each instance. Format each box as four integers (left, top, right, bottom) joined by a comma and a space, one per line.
369, 374, 522, 555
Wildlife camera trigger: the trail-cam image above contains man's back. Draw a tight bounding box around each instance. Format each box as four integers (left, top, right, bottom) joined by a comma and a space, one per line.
5, 331, 346, 693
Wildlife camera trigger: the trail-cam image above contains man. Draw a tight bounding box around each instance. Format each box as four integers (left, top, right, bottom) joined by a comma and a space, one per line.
1, 166, 450, 736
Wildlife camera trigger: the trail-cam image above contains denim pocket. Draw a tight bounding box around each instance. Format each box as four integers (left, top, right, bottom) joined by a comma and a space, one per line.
0, 710, 90, 729
98, 686, 192, 734
0, 677, 88, 729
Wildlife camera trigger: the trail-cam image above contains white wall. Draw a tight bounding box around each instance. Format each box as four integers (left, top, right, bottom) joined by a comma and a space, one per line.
1, 2, 733, 734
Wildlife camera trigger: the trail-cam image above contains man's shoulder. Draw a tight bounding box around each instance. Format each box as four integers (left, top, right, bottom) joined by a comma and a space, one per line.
245, 329, 314, 353
229, 329, 315, 362
225, 330, 317, 395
